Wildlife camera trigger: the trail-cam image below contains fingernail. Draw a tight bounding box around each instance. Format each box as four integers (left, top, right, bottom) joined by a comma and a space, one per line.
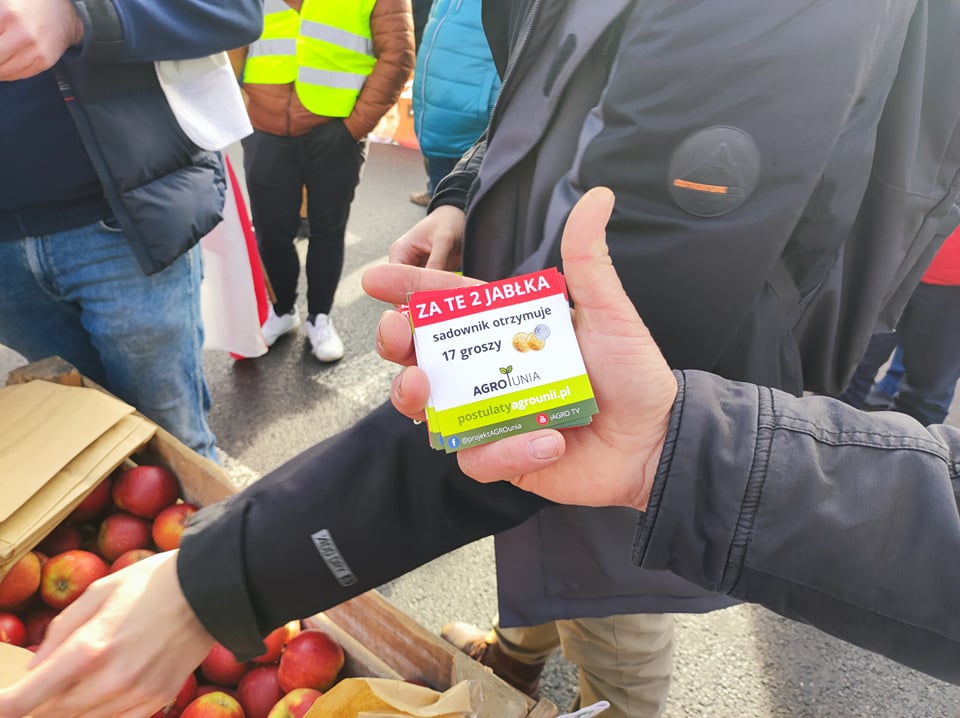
375, 312, 389, 353
528, 435, 561, 460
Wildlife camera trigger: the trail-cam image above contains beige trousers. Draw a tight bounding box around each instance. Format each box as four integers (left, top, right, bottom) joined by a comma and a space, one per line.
495, 614, 674, 718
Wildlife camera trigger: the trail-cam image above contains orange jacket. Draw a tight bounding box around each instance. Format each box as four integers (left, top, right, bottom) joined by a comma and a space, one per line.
233, 0, 414, 140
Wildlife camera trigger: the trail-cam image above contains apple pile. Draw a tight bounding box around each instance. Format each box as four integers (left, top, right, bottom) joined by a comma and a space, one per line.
0, 463, 347, 718
0, 464, 198, 649
175, 624, 345, 718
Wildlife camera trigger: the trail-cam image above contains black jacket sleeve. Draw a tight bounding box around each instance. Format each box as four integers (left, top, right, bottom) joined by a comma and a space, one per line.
178, 401, 550, 660
636, 370, 960, 684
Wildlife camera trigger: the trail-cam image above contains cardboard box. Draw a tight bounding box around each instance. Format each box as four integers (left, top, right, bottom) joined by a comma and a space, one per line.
3, 357, 559, 718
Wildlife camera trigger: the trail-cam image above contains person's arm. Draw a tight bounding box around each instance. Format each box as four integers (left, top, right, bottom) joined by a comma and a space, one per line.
0, 405, 549, 718
371, 187, 960, 684
227, 46, 249, 82
342, 0, 415, 140
69, 0, 263, 63
0, 0, 262, 81
638, 369, 960, 685
177, 401, 550, 660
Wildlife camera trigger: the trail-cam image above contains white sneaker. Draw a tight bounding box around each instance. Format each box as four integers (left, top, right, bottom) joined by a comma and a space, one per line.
261, 306, 301, 347
306, 314, 344, 362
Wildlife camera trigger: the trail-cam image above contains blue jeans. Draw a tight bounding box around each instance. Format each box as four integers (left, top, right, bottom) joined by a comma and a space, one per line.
839, 282, 960, 425
426, 155, 460, 195
0, 221, 217, 459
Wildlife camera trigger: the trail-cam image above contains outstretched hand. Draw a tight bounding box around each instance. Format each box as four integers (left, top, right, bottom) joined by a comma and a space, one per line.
362, 187, 678, 511
0, 551, 215, 718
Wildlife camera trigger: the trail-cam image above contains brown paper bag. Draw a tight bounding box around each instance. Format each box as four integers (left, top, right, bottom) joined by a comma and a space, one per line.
304, 677, 481, 718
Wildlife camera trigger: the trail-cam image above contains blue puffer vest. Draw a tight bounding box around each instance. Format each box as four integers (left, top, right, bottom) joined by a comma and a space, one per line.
412, 0, 501, 159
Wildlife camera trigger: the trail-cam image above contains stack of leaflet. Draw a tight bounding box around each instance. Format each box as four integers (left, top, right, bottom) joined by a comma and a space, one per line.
406, 267, 598, 452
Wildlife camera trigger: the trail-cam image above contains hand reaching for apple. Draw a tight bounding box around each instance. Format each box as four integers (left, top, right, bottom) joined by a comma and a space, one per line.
362, 187, 679, 512
0, 550, 215, 718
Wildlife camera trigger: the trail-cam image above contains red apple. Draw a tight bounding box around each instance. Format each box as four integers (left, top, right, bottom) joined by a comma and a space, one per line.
37, 524, 83, 556
0, 612, 26, 646
180, 690, 244, 718
237, 665, 284, 718
277, 629, 344, 693
200, 642, 250, 687
149, 672, 198, 718
109, 548, 157, 573
112, 465, 181, 519
22, 606, 58, 645
195, 685, 238, 701
68, 477, 114, 523
97, 512, 152, 562
0, 551, 41, 609
40, 550, 108, 609
152, 503, 199, 552
266, 688, 322, 718
253, 620, 301, 664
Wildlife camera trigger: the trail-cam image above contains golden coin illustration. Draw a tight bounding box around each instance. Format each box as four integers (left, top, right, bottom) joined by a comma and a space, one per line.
512, 332, 530, 351
526, 333, 546, 351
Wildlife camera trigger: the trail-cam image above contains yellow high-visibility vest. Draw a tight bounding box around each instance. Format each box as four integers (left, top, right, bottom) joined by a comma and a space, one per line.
244, 0, 377, 117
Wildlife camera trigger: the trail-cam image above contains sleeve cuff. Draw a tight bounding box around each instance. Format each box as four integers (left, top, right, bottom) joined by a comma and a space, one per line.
177, 495, 268, 660
631, 369, 764, 592
70, 0, 125, 62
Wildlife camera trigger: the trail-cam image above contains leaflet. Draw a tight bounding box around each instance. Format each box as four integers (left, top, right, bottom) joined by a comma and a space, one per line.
407, 268, 598, 452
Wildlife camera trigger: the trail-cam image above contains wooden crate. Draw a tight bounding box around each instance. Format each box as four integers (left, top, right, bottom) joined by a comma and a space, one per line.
6, 357, 559, 718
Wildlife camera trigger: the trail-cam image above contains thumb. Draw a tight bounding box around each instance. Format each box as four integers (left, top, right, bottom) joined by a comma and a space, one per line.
560, 187, 639, 327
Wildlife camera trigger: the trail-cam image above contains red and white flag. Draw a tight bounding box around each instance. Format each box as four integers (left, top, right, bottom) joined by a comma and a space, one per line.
200, 155, 270, 359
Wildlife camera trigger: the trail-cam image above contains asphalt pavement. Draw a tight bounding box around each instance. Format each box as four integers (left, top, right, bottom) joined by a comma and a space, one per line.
3, 141, 959, 717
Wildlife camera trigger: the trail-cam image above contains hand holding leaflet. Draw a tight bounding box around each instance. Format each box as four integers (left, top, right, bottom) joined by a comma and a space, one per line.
406, 267, 598, 451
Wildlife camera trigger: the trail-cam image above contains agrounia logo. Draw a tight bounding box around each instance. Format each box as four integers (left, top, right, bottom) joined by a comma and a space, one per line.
473, 366, 542, 396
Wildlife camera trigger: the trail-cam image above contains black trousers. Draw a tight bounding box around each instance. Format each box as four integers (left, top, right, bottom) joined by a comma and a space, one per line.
242, 121, 367, 317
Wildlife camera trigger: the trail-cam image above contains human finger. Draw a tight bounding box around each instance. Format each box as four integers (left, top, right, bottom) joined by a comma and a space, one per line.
561, 188, 678, 433
376, 310, 417, 366
423, 231, 463, 271
362, 262, 482, 307
455, 430, 566, 483
559, 187, 641, 328
388, 234, 432, 267
390, 366, 431, 421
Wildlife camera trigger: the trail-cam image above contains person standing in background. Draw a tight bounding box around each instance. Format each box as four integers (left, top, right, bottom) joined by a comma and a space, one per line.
840, 215, 960, 425
0, 0, 262, 461
233, 0, 414, 361
409, 0, 501, 207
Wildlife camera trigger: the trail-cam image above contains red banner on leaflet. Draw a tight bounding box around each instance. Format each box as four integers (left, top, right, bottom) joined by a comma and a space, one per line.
408, 268, 568, 328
